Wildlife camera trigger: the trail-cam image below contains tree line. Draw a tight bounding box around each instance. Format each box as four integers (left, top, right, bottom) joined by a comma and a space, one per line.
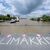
0, 14, 16, 22
30, 15, 50, 22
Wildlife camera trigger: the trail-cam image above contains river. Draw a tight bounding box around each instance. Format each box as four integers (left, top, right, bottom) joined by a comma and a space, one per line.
0, 19, 50, 35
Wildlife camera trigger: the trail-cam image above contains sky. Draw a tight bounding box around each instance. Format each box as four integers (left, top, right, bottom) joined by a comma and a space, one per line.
0, 0, 50, 18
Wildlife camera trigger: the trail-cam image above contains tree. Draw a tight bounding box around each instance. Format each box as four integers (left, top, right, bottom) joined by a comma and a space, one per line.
7, 14, 10, 18
12, 16, 16, 19
37, 18, 40, 21
30, 18, 34, 21
42, 15, 50, 22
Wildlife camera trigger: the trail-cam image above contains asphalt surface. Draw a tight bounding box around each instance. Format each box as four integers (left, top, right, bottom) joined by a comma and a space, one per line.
0, 33, 50, 50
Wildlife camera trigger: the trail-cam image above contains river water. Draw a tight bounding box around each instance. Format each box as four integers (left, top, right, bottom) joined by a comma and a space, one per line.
0, 19, 50, 35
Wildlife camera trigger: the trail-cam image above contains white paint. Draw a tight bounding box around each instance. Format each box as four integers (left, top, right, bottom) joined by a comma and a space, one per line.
7, 34, 12, 38
0, 34, 50, 45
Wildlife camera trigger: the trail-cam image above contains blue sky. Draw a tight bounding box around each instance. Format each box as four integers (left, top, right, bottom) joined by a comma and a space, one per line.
0, 0, 50, 18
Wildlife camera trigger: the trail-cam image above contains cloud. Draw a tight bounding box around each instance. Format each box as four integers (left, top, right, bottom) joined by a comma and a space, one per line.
29, 0, 50, 17
13, 0, 43, 15
0, 0, 50, 17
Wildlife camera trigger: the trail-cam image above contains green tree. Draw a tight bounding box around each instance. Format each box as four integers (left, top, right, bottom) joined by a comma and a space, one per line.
42, 15, 50, 22
30, 18, 34, 21
12, 16, 16, 19
37, 18, 40, 21
7, 14, 10, 18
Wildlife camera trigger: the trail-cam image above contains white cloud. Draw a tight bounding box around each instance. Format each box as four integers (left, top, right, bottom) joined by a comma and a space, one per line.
0, 3, 5, 10
28, 0, 50, 17
0, 0, 50, 17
